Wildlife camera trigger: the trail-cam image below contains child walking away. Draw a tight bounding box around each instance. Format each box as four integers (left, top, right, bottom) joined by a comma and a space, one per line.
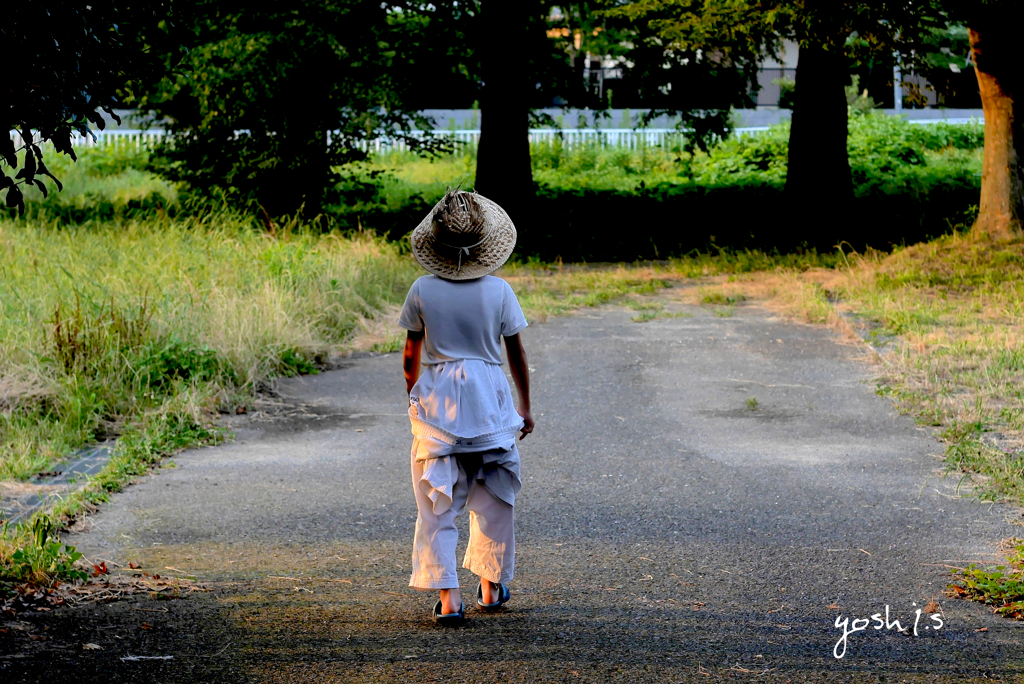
399, 188, 534, 625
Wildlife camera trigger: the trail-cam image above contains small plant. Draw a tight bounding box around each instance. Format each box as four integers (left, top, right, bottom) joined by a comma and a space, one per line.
949, 540, 1024, 619
277, 347, 318, 376
746, 397, 759, 411
371, 332, 404, 354
7, 517, 87, 585
624, 299, 662, 311
631, 311, 692, 323
701, 292, 746, 306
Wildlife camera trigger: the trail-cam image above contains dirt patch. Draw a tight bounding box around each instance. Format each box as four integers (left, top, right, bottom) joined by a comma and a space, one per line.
698, 407, 800, 423
219, 397, 381, 441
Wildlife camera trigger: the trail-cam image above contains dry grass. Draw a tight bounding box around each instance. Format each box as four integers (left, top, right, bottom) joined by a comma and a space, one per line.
0, 215, 421, 482
693, 232, 1024, 503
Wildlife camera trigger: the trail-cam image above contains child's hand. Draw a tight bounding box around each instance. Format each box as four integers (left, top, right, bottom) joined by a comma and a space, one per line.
518, 410, 534, 440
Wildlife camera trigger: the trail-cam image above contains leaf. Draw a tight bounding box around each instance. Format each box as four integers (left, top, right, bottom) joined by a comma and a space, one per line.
0, 137, 16, 167
37, 161, 64, 192
17, 147, 36, 182
32, 179, 47, 198
83, 643, 103, 650
85, 110, 107, 131
51, 129, 77, 161
5, 183, 23, 208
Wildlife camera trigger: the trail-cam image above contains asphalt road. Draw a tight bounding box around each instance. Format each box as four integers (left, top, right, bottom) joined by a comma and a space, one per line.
5, 294, 1023, 682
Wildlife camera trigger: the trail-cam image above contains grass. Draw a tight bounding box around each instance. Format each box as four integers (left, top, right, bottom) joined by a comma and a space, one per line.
367, 113, 983, 199
0, 214, 424, 586
0, 215, 419, 480
631, 311, 692, 323
14, 143, 177, 222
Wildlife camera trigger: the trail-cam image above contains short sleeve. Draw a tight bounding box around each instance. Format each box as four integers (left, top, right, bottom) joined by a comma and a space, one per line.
500, 281, 528, 337
398, 279, 424, 331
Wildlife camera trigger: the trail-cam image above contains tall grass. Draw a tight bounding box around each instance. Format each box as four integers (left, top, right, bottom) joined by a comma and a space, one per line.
0, 215, 420, 482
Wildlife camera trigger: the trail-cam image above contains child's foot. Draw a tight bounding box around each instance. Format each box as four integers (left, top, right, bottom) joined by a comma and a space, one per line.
480, 579, 497, 605
477, 580, 510, 611
439, 588, 462, 615
432, 600, 465, 625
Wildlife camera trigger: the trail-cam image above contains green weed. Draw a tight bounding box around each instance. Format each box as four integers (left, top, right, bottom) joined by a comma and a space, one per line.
950, 540, 1024, 619
4, 517, 87, 585
371, 332, 405, 354
701, 292, 746, 306
625, 300, 662, 311
631, 311, 692, 323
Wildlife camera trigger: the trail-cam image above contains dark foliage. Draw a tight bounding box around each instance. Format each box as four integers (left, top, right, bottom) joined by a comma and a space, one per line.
139, 0, 457, 221
352, 179, 978, 263
1, 2, 184, 214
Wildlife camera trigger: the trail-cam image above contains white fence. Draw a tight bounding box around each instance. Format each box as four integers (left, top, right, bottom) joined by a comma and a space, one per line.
8, 129, 165, 151
357, 129, 700, 153
10, 117, 982, 154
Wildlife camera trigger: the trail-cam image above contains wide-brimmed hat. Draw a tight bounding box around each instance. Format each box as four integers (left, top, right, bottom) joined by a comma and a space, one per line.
410, 188, 516, 281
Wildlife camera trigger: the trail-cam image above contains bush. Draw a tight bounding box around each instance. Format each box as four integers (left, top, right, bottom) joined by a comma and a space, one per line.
12, 114, 985, 258
9, 143, 178, 222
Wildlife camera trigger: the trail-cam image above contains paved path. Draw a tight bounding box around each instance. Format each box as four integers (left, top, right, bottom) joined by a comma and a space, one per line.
6, 295, 1023, 682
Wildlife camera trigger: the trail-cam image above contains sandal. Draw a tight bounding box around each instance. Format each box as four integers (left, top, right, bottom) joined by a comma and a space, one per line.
476, 581, 511, 611
432, 600, 465, 625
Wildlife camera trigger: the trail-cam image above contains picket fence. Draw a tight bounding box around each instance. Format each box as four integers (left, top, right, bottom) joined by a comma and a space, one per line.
9, 117, 981, 153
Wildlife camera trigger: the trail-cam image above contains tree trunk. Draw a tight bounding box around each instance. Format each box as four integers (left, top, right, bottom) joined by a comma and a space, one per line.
969, 24, 1023, 239
475, 1, 534, 217
260, 62, 328, 222
784, 40, 853, 250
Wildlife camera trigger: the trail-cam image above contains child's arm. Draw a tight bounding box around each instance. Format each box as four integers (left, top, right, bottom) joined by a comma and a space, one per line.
503, 333, 534, 440
403, 330, 424, 395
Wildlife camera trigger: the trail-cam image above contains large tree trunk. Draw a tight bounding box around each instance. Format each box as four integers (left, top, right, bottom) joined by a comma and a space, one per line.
968, 24, 1023, 239
475, 1, 534, 217
784, 40, 853, 250
263, 127, 327, 221
260, 62, 328, 222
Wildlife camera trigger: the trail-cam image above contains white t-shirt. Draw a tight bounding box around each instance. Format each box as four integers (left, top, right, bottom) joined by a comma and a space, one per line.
398, 275, 528, 365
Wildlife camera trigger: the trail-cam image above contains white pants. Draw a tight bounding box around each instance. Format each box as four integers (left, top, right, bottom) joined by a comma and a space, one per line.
409, 450, 515, 590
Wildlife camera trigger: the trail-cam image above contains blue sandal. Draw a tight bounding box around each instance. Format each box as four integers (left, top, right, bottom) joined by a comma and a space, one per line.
476, 581, 511, 611
432, 600, 465, 625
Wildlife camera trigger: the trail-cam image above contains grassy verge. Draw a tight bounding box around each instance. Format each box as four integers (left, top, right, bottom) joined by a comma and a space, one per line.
689, 233, 1024, 503
0, 215, 421, 588
503, 248, 844, 321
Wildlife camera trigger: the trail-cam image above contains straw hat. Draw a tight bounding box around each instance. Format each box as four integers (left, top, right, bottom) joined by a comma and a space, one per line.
410, 188, 517, 281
